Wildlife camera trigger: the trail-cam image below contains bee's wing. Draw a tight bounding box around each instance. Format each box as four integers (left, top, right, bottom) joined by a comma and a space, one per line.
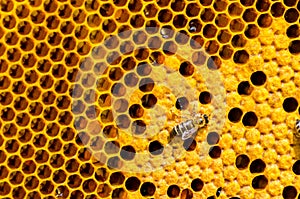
182, 128, 198, 140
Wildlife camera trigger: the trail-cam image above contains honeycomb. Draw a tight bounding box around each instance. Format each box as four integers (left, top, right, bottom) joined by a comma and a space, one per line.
1, 0, 300, 198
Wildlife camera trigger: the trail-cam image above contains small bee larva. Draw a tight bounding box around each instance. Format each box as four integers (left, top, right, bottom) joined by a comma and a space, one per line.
172, 113, 209, 140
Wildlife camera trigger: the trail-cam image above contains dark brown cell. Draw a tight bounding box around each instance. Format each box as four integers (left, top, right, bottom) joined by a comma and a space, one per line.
130, 14, 145, 28
243, 8, 258, 22
256, 0, 270, 12
199, 91, 212, 104
284, 0, 297, 6
283, 186, 297, 199
203, 24, 218, 38
209, 146, 222, 158
201, 8, 215, 22
173, 14, 187, 28
171, 0, 185, 12
191, 178, 204, 192
181, 188, 193, 199
63, 143, 78, 157
238, 81, 253, 95
241, 0, 254, 6
128, 0, 142, 12
230, 19, 245, 32
258, 13, 272, 28
186, 3, 200, 17
142, 94, 157, 108
228, 107, 243, 123
140, 182, 156, 197
207, 132, 220, 145
158, 9, 173, 23
231, 34, 247, 48
95, 167, 109, 182
285, 8, 299, 23
283, 97, 298, 112
292, 160, 300, 175
287, 25, 300, 38
190, 35, 204, 49
68, 174, 82, 188
129, 104, 144, 118
5, 32, 19, 46
228, 2, 243, 16
236, 154, 250, 169
144, 4, 158, 18
149, 51, 165, 66
242, 112, 258, 127
109, 172, 125, 186
213, 0, 227, 11
125, 177, 141, 191
252, 175, 268, 190
167, 185, 180, 198
80, 163, 94, 178
179, 61, 194, 77
139, 78, 155, 92
233, 50, 249, 64
250, 71, 267, 86
271, 2, 285, 17
250, 159, 266, 173
20, 144, 35, 158
120, 145, 136, 161
215, 14, 229, 28
289, 40, 300, 54
175, 97, 189, 110
200, 0, 212, 6
219, 45, 234, 60
149, 140, 164, 155
9, 171, 23, 185
217, 30, 232, 44
35, 150, 49, 164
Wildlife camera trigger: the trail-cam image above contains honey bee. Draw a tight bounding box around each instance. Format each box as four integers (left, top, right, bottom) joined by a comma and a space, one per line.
172, 113, 209, 140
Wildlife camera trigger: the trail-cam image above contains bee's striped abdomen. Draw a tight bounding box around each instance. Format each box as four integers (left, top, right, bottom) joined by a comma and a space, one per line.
174, 119, 195, 136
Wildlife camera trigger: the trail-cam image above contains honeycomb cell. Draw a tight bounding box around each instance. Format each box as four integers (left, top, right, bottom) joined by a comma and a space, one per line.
250, 159, 266, 173
228, 107, 243, 123
282, 186, 297, 199
203, 24, 218, 38
252, 175, 268, 190
284, 8, 299, 23
209, 146, 222, 158
167, 185, 180, 198
258, 13, 272, 28
140, 182, 156, 197
135, 48, 150, 60
289, 40, 300, 54
230, 19, 245, 32
287, 25, 300, 38
120, 145, 136, 161
149, 140, 164, 155
292, 160, 300, 175
175, 97, 188, 110
107, 156, 123, 169
183, 138, 196, 151
271, 2, 285, 18
228, 2, 243, 16
217, 30, 232, 44
207, 132, 220, 145
116, 114, 131, 129
141, 94, 157, 108
251, 71, 267, 86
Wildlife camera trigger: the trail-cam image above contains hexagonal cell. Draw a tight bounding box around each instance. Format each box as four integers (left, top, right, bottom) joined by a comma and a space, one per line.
242, 111, 258, 127
173, 14, 187, 28
289, 40, 300, 54
158, 9, 173, 23
96, 183, 112, 197
140, 182, 156, 197
271, 2, 285, 17
252, 175, 268, 190
257, 13, 272, 28
59, 4, 72, 18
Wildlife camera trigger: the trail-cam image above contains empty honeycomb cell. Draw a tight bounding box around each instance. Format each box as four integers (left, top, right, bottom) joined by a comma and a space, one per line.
0, 166, 9, 180
287, 25, 300, 38
252, 175, 268, 190
33, 26, 48, 40
186, 3, 200, 17
40, 180, 54, 195
235, 154, 250, 170
83, 179, 97, 193
209, 145, 222, 158
129, 104, 144, 118
285, 8, 300, 23
33, 134, 47, 148
282, 186, 297, 199
97, 183, 111, 197
25, 70, 39, 84
109, 172, 125, 186
104, 141, 119, 155
199, 91, 212, 104
175, 97, 189, 110
200, 8, 215, 23
22, 160, 37, 175
270, 2, 285, 18
183, 138, 196, 151
29, 102, 43, 116
12, 186, 26, 199
31, 118, 46, 132
251, 71, 267, 86
3, 124, 17, 138
293, 160, 300, 175
20, 144, 35, 158
0, 182, 10, 195
256, 0, 270, 12
203, 24, 218, 38
250, 159, 266, 173
217, 30, 232, 44
100, 3, 114, 17
140, 182, 156, 197
68, 175, 82, 189
9, 171, 24, 185
158, 9, 173, 23
25, 176, 39, 190
75, 132, 90, 146
80, 163, 94, 178
0, 150, 6, 163
107, 156, 123, 169
46, 15, 60, 30
5, 32, 19, 46
1, 0, 14, 12
238, 81, 253, 95
46, 123, 60, 137
35, 149, 49, 164
120, 145, 136, 160
233, 50, 249, 64
230, 19, 245, 32
173, 14, 188, 29
149, 140, 164, 155
283, 97, 298, 112
289, 40, 300, 54
284, 0, 297, 6
228, 2, 243, 17
215, 14, 229, 28
63, 143, 78, 157
228, 107, 243, 123
139, 77, 155, 92
1, 107, 15, 121
7, 48, 21, 62
59, 4, 72, 18
141, 94, 157, 108
231, 34, 247, 48
258, 13, 273, 28
3, 15, 16, 29
219, 45, 234, 59
7, 155, 21, 169
167, 185, 180, 198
